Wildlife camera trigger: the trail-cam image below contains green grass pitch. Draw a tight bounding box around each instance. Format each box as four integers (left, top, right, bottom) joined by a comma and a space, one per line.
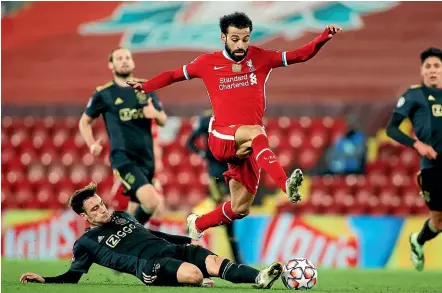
2, 259, 441, 293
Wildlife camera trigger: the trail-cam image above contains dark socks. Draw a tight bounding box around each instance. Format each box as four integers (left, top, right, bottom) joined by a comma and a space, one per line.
218, 259, 259, 284
417, 219, 440, 245
225, 223, 243, 264
133, 206, 153, 225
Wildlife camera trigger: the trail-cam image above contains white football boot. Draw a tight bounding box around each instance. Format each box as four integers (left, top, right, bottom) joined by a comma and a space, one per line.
254, 262, 283, 289
409, 232, 425, 271
186, 214, 204, 241
286, 169, 304, 203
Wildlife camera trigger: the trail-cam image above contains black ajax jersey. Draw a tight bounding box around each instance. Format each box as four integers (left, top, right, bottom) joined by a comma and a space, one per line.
69, 211, 176, 279
84, 81, 163, 168
394, 84, 442, 168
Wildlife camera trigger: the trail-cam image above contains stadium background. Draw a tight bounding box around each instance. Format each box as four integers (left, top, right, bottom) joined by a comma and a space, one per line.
2, 0, 442, 271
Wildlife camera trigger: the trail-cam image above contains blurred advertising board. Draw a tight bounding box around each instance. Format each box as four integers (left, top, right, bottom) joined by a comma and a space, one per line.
2, 210, 442, 269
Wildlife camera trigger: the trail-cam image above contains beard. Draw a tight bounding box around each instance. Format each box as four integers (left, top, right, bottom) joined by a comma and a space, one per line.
225, 44, 248, 62
115, 70, 132, 79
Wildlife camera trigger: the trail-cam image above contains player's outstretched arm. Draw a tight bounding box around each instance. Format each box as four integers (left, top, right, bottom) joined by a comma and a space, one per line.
284, 25, 342, 65
127, 67, 187, 93
20, 270, 83, 284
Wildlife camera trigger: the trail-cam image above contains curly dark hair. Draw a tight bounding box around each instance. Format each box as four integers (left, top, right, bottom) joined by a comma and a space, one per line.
219, 12, 253, 34
420, 47, 442, 64
68, 182, 97, 214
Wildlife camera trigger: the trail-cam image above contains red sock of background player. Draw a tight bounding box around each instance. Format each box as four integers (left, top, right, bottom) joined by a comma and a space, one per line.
196, 201, 241, 232
148, 219, 161, 231
251, 134, 288, 192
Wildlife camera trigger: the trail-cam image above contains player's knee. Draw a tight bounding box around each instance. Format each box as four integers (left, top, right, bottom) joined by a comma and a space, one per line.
205, 255, 224, 276
230, 203, 250, 217
186, 267, 204, 285
177, 263, 203, 285
136, 184, 160, 210
431, 213, 442, 230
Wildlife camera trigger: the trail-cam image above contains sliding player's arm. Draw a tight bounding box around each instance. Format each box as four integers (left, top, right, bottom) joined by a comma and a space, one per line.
20, 241, 92, 284
264, 25, 342, 68
127, 56, 207, 93
20, 270, 83, 284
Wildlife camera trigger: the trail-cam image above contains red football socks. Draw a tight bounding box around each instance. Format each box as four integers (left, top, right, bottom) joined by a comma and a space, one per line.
251, 134, 288, 192
148, 219, 161, 231
195, 201, 240, 232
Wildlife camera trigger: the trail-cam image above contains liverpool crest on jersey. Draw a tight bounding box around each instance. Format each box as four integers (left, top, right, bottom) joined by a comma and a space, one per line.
246, 59, 255, 72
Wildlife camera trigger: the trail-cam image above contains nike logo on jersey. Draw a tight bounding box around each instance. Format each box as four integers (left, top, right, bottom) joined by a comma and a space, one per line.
98, 236, 104, 243
214, 66, 226, 70
428, 95, 436, 101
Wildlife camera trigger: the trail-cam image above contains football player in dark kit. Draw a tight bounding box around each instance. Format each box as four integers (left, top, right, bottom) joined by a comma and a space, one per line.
187, 109, 243, 264
79, 47, 166, 227
386, 47, 442, 271
20, 182, 283, 288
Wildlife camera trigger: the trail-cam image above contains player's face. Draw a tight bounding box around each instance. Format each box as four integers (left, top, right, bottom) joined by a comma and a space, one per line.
81, 195, 111, 226
421, 56, 442, 88
222, 26, 250, 62
109, 48, 135, 78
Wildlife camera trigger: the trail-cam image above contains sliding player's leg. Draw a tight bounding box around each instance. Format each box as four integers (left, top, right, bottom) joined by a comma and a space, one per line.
185, 244, 282, 289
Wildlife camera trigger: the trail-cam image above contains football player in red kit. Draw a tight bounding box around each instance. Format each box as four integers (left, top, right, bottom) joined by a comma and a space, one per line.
128, 12, 342, 240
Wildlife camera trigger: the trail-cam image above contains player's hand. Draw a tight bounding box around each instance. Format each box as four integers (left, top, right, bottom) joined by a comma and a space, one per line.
90, 138, 103, 156
126, 80, 145, 93
143, 98, 159, 119
20, 272, 45, 283
326, 24, 342, 38
413, 140, 438, 160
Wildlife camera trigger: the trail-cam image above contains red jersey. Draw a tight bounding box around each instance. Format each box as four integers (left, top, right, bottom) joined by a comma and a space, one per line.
140, 29, 330, 126
183, 46, 286, 127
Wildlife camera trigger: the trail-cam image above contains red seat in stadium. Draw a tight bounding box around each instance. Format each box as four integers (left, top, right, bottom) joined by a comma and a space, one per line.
299, 116, 312, 132
42, 116, 56, 134
333, 187, 353, 214
59, 116, 79, 136
288, 129, 305, 150
90, 163, 111, 184
164, 187, 182, 210
60, 147, 81, 167
40, 148, 60, 166
277, 116, 292, 133
10, 129, 30, 149
52, 128, 70, 150
278, 149, 296, 172
69, 164, 89, 185
47, 164, 67, 184
35, 183, 55, 209
187, 187, 206, 207
15, 185, 34, 209
297, 147, 321, 170
267, 130, 282, 149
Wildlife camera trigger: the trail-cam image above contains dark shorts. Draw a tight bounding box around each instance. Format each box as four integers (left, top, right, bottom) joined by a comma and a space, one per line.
113, 162, 154, 203
417, 166, 442, 211
143, 244, 216, 286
